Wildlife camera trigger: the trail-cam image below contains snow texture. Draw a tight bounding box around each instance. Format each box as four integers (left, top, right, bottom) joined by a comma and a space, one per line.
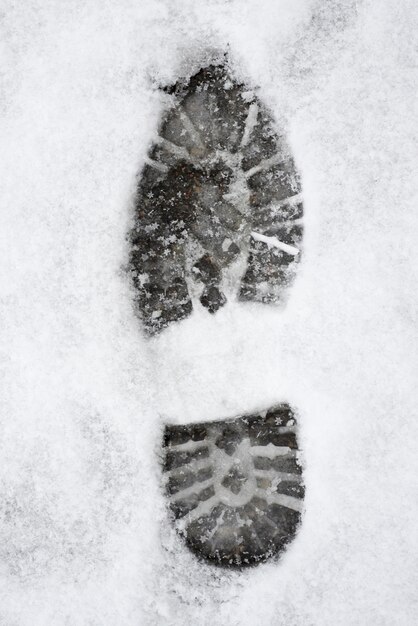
1, 0, 418, 624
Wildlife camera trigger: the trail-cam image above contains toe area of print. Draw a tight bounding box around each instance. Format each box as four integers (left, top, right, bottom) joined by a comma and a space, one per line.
129, 61, 304, 336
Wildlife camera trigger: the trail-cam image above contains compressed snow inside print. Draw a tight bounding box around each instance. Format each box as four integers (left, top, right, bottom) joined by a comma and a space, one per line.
0, 0, 417, 624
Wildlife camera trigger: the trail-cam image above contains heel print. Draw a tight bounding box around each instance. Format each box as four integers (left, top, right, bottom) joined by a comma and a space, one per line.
163, 405, 304, 567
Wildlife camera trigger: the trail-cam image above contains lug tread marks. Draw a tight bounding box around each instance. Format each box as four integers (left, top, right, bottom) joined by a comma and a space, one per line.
163, 404, 304, 568
129, 63, 304, 335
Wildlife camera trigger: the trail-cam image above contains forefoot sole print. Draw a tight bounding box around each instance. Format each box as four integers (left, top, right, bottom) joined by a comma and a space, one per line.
129, 61, 303, 335
163, 404, 304, 568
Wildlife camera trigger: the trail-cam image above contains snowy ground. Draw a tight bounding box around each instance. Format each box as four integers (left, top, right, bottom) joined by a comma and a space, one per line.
1, 0, 418, 624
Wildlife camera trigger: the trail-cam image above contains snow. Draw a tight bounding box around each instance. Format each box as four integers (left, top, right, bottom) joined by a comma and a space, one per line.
1, 0, 418, 624
250, 231, 300, 255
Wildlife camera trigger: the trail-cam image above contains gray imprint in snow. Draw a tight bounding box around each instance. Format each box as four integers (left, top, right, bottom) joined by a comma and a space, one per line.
129, 63, 303, 335
129, 63, 305, 567
163, 405, 304, 568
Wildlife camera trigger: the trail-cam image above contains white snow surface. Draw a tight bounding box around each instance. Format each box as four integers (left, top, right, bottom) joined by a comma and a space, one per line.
1, 0, 418, 624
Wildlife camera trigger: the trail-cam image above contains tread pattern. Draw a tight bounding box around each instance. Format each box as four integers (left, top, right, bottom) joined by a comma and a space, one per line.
163, 405, 304, 568
129, 63, 303, 335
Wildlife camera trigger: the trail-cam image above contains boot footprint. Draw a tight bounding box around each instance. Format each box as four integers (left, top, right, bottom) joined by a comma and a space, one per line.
129, 60, 305, 568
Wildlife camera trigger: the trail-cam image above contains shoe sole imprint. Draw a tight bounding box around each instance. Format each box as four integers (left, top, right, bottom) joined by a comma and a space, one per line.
129, 62, 303, 335
163, 404, 304, 568
129, 61, 305, 567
